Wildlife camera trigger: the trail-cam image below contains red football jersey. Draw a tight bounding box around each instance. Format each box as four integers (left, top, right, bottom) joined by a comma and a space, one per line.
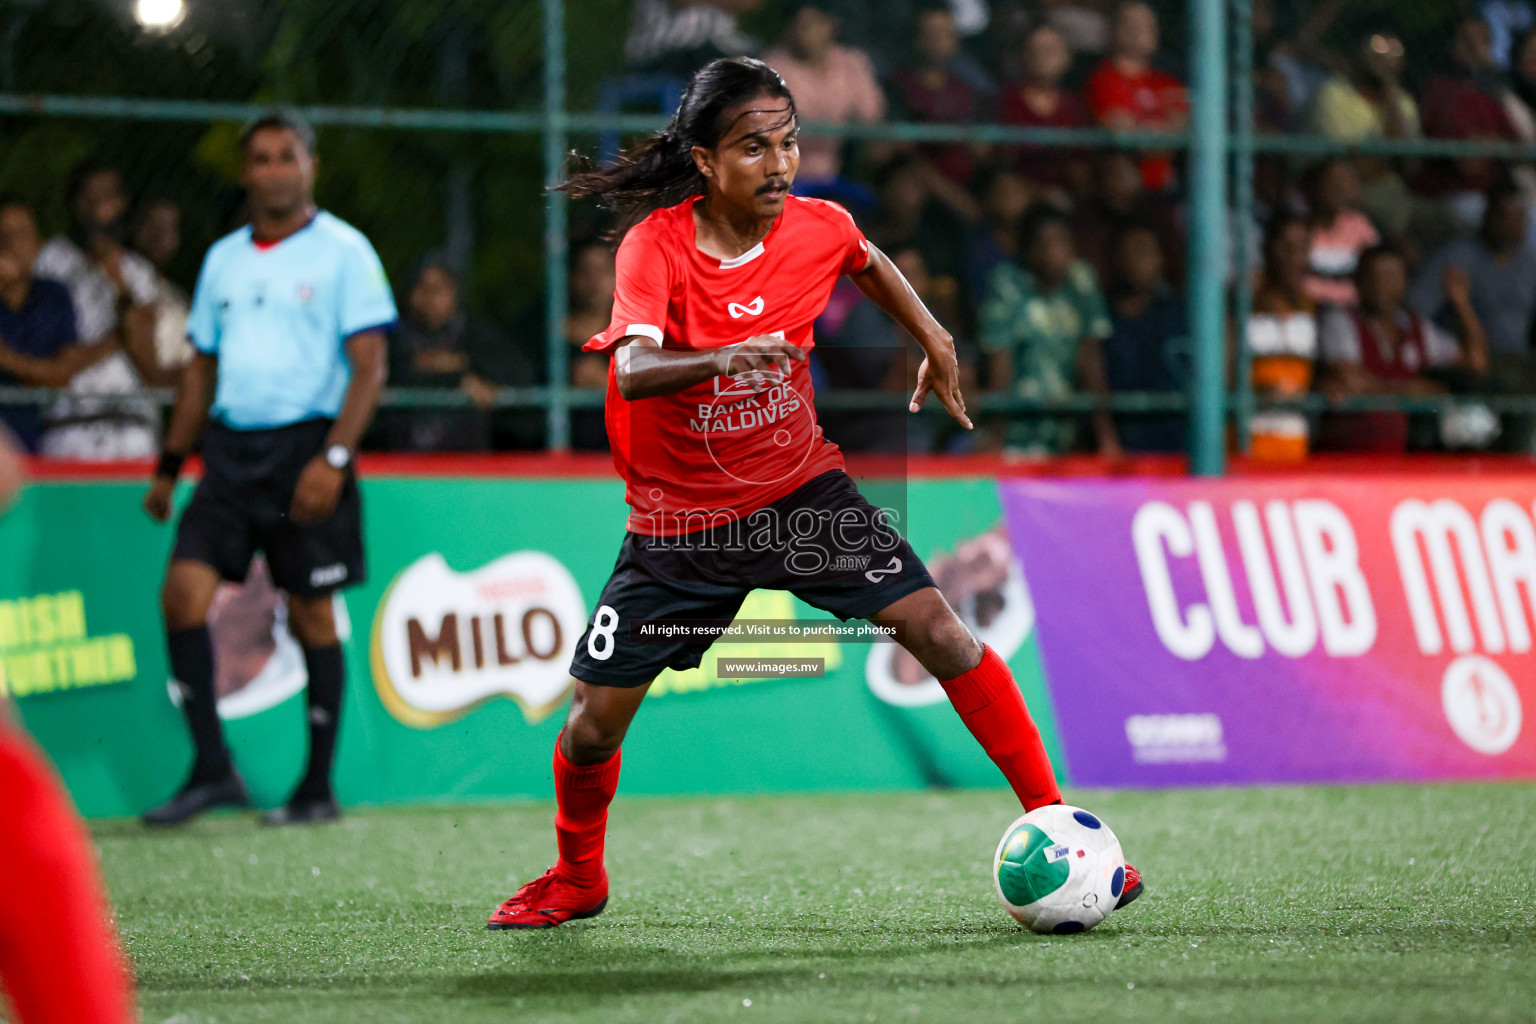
586, 194, 872, 535
1085, 62, 1189, 191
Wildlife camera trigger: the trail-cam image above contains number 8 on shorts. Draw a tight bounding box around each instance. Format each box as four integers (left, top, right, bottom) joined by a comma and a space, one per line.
586, 605, 619, 661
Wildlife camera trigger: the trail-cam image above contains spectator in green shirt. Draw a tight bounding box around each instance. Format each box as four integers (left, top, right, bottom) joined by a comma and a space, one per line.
979, 202, 1119, 457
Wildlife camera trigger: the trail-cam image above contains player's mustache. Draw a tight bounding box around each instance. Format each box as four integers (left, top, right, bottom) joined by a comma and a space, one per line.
756, 178, 789, 195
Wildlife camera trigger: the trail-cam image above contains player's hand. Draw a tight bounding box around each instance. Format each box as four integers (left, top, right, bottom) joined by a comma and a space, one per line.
290, 457, 345, 524
909, 338, 973, 430
718, 336, 805, 392
143, 476, 175, 523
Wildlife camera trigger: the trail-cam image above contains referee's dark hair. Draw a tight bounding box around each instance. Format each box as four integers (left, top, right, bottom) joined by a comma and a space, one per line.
239, 108, 317, 156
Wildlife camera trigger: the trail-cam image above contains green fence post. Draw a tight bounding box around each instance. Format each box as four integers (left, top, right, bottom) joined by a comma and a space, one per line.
1231, 0, 1255, 455
1188, 0, 1229, 476
543, 0, 571, 451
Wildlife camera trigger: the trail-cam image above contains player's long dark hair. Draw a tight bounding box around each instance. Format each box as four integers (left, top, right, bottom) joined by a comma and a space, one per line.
560, 57, 796, 226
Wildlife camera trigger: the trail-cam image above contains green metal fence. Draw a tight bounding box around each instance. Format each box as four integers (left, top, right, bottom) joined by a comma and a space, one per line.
3, 0, 1535, 470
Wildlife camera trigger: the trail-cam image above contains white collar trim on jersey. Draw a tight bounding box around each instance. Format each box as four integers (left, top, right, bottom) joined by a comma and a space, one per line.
718, 241, 765, 269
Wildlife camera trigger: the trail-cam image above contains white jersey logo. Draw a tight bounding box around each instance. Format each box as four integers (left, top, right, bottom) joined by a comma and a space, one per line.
728, 296, 765, 318
865, 556, 903, 583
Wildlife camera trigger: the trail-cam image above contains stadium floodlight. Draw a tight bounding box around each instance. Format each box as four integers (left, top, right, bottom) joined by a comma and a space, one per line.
134, 0, 185, 30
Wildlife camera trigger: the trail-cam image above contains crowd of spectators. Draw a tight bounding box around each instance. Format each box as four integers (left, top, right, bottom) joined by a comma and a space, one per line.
601, 0, 1536, 458
8, 0, 1536, 460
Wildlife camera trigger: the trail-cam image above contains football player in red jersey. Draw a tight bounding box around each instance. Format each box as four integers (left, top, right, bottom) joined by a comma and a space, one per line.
0, 433, 135, 1023
486, 57, 1142, 929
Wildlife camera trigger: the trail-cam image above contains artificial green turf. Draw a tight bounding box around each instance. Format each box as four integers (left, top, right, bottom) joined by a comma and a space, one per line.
93, 784, 1534, 1024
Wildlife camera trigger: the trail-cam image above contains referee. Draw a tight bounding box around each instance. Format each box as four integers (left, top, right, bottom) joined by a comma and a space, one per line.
141, 110, 396, 827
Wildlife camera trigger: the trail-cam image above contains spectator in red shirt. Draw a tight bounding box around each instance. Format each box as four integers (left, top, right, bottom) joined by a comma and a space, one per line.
1418, 15, 1522, 212
997, 23, 1088, 190
887, 4, 995, 186
1085, 1, 1189, 192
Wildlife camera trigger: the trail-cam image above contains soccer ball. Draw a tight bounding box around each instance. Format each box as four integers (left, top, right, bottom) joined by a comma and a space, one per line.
992, 804, 1126, 934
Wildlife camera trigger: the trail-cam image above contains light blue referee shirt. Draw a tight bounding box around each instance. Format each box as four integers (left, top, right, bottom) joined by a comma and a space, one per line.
187, 211, 398, 430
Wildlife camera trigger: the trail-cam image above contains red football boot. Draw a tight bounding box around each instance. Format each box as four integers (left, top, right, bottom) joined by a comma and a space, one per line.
1115, 862, 1145, 910
486, 867, 609, 930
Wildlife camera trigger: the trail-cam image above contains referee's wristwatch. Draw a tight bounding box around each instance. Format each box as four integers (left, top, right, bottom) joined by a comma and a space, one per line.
324, 445, 353, 471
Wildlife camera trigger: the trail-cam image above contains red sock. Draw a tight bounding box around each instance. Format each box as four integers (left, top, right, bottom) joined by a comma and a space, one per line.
552, 735, 621, 890
0, 729, 134, 1024
940, 644, 1063, 811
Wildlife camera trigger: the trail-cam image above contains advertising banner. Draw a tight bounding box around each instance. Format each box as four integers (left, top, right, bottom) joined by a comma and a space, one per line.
1002, 476, 1536, 787
3, 471, 1053, 817
25, 465, 1526, 815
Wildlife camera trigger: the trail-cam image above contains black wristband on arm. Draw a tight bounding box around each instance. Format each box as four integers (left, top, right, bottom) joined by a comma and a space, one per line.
155, 451, 187, 481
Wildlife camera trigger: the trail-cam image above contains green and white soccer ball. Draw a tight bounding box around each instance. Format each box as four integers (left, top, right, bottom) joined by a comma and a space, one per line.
993, 804, 1126, 934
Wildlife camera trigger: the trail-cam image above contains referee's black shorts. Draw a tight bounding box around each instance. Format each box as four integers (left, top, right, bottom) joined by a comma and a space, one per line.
172, 419, 365, 596
568, 469, 937, 688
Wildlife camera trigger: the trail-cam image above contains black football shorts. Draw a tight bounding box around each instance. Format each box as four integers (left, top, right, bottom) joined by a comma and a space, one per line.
171, 419, 365, 596
568, 469, 936, 687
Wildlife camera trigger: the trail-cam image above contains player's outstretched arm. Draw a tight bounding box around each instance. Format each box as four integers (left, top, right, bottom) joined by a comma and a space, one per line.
850, 242, 972, 430
613, 335, 805, 401
144, 352, 218, 522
